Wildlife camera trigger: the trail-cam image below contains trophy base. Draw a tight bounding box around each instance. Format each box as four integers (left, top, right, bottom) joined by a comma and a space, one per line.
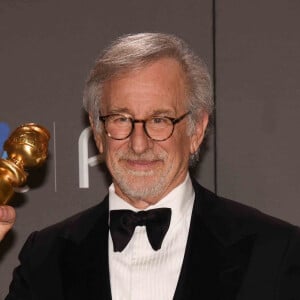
0, 181, 14, 205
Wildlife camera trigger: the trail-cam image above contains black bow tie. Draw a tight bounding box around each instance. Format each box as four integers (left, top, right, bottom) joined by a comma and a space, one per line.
109, 208, 171, 252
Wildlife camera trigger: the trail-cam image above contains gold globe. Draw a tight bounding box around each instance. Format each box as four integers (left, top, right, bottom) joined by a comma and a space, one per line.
0, 123, 50, 205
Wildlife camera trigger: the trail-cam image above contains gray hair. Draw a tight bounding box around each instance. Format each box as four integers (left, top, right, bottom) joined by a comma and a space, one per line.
83, 33, 213, 163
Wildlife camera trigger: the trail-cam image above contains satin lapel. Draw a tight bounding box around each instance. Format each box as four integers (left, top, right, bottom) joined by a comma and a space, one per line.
174, 182, 255, 300
60, 199, 112, 300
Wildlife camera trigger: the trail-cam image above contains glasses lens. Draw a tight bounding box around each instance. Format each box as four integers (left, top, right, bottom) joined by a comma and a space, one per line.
146, 117, 173, 141
105, 115, 132, 139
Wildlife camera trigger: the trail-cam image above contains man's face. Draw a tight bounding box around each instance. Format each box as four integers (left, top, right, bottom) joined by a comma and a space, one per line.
91, 58, 208, 208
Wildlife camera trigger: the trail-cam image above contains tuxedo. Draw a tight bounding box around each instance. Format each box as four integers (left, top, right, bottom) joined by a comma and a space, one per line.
6, 180, 300, 299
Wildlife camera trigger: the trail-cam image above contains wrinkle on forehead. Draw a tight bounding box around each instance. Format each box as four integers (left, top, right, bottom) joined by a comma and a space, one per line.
101, 58, 188, 117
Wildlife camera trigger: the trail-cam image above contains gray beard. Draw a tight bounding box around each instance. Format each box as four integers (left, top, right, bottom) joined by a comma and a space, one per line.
114, 170, 167, 201
109, 148, 170, 201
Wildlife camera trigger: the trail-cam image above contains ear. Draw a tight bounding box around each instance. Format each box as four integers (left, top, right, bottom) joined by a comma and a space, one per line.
89, 115, 104, 154
189, 112, 209, 155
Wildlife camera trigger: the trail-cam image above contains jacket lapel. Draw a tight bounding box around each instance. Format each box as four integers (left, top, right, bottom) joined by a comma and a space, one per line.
174, 181, 255, 300
60, 198, 112, 300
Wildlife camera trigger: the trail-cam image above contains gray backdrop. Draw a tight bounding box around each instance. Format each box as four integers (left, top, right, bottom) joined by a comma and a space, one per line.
0, 0, 299, 297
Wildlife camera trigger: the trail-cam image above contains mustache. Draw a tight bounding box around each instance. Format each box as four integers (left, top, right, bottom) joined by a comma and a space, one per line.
117, 150, 167, 161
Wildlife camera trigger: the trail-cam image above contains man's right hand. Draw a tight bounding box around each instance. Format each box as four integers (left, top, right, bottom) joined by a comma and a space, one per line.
0, 205, 16, 241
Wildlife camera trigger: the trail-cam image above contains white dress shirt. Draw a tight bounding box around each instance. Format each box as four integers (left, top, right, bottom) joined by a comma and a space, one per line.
108, 174, 195, 300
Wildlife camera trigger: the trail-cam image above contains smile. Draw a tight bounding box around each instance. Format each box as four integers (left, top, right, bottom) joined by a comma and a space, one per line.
123, 159, 162, 171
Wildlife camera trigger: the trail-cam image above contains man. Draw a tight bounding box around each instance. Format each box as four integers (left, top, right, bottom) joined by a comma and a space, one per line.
6, 33, 300, 299
0, 205, 15, 241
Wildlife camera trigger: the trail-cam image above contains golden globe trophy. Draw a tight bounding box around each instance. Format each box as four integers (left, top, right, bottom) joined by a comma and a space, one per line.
0, 123, 50, 205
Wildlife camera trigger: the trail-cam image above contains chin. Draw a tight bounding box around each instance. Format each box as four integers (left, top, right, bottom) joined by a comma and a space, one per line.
116, 177, 167, 202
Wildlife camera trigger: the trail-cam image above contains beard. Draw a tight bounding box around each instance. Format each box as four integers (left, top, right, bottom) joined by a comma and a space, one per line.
110, 148, 172, 201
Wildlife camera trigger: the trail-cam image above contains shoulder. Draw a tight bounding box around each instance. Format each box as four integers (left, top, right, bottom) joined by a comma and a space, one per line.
21, 197, 109, 254
192, 179, 300, 242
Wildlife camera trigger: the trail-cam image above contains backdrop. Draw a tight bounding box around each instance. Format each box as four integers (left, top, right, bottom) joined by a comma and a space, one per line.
0, 0, 299, 296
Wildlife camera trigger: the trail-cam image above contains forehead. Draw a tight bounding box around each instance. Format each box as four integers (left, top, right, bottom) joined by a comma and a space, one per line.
101, 58, 188, 116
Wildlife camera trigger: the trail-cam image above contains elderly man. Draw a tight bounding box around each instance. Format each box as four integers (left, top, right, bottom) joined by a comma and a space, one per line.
6, 33, 300, 299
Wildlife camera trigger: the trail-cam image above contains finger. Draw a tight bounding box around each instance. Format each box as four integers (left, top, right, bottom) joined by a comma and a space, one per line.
0, 205, 16, 224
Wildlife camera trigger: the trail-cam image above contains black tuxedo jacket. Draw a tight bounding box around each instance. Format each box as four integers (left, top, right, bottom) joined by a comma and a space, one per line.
6, 181, 300, 299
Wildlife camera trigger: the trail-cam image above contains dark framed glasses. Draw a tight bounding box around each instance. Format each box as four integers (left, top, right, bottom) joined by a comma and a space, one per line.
99, 111, 191, 141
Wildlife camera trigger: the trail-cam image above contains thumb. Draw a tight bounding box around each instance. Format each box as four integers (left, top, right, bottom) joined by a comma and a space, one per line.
0, 205, 16, 241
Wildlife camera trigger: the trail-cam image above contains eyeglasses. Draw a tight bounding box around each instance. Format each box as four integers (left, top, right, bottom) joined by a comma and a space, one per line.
99, 111, 191, 141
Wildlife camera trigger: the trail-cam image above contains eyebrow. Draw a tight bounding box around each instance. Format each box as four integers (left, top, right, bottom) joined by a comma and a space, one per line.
106, 108, 176, 117
151, 109, 175, 116
107, 108, 131, 115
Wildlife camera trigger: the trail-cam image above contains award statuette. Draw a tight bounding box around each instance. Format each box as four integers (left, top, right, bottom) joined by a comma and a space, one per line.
0, 123, 50, 205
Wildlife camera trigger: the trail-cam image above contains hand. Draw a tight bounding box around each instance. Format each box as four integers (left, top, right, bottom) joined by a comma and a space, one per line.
0, 205, 16, 241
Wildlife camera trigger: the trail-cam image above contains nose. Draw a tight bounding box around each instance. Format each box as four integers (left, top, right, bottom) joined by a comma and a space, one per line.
128, 122, 152, 154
